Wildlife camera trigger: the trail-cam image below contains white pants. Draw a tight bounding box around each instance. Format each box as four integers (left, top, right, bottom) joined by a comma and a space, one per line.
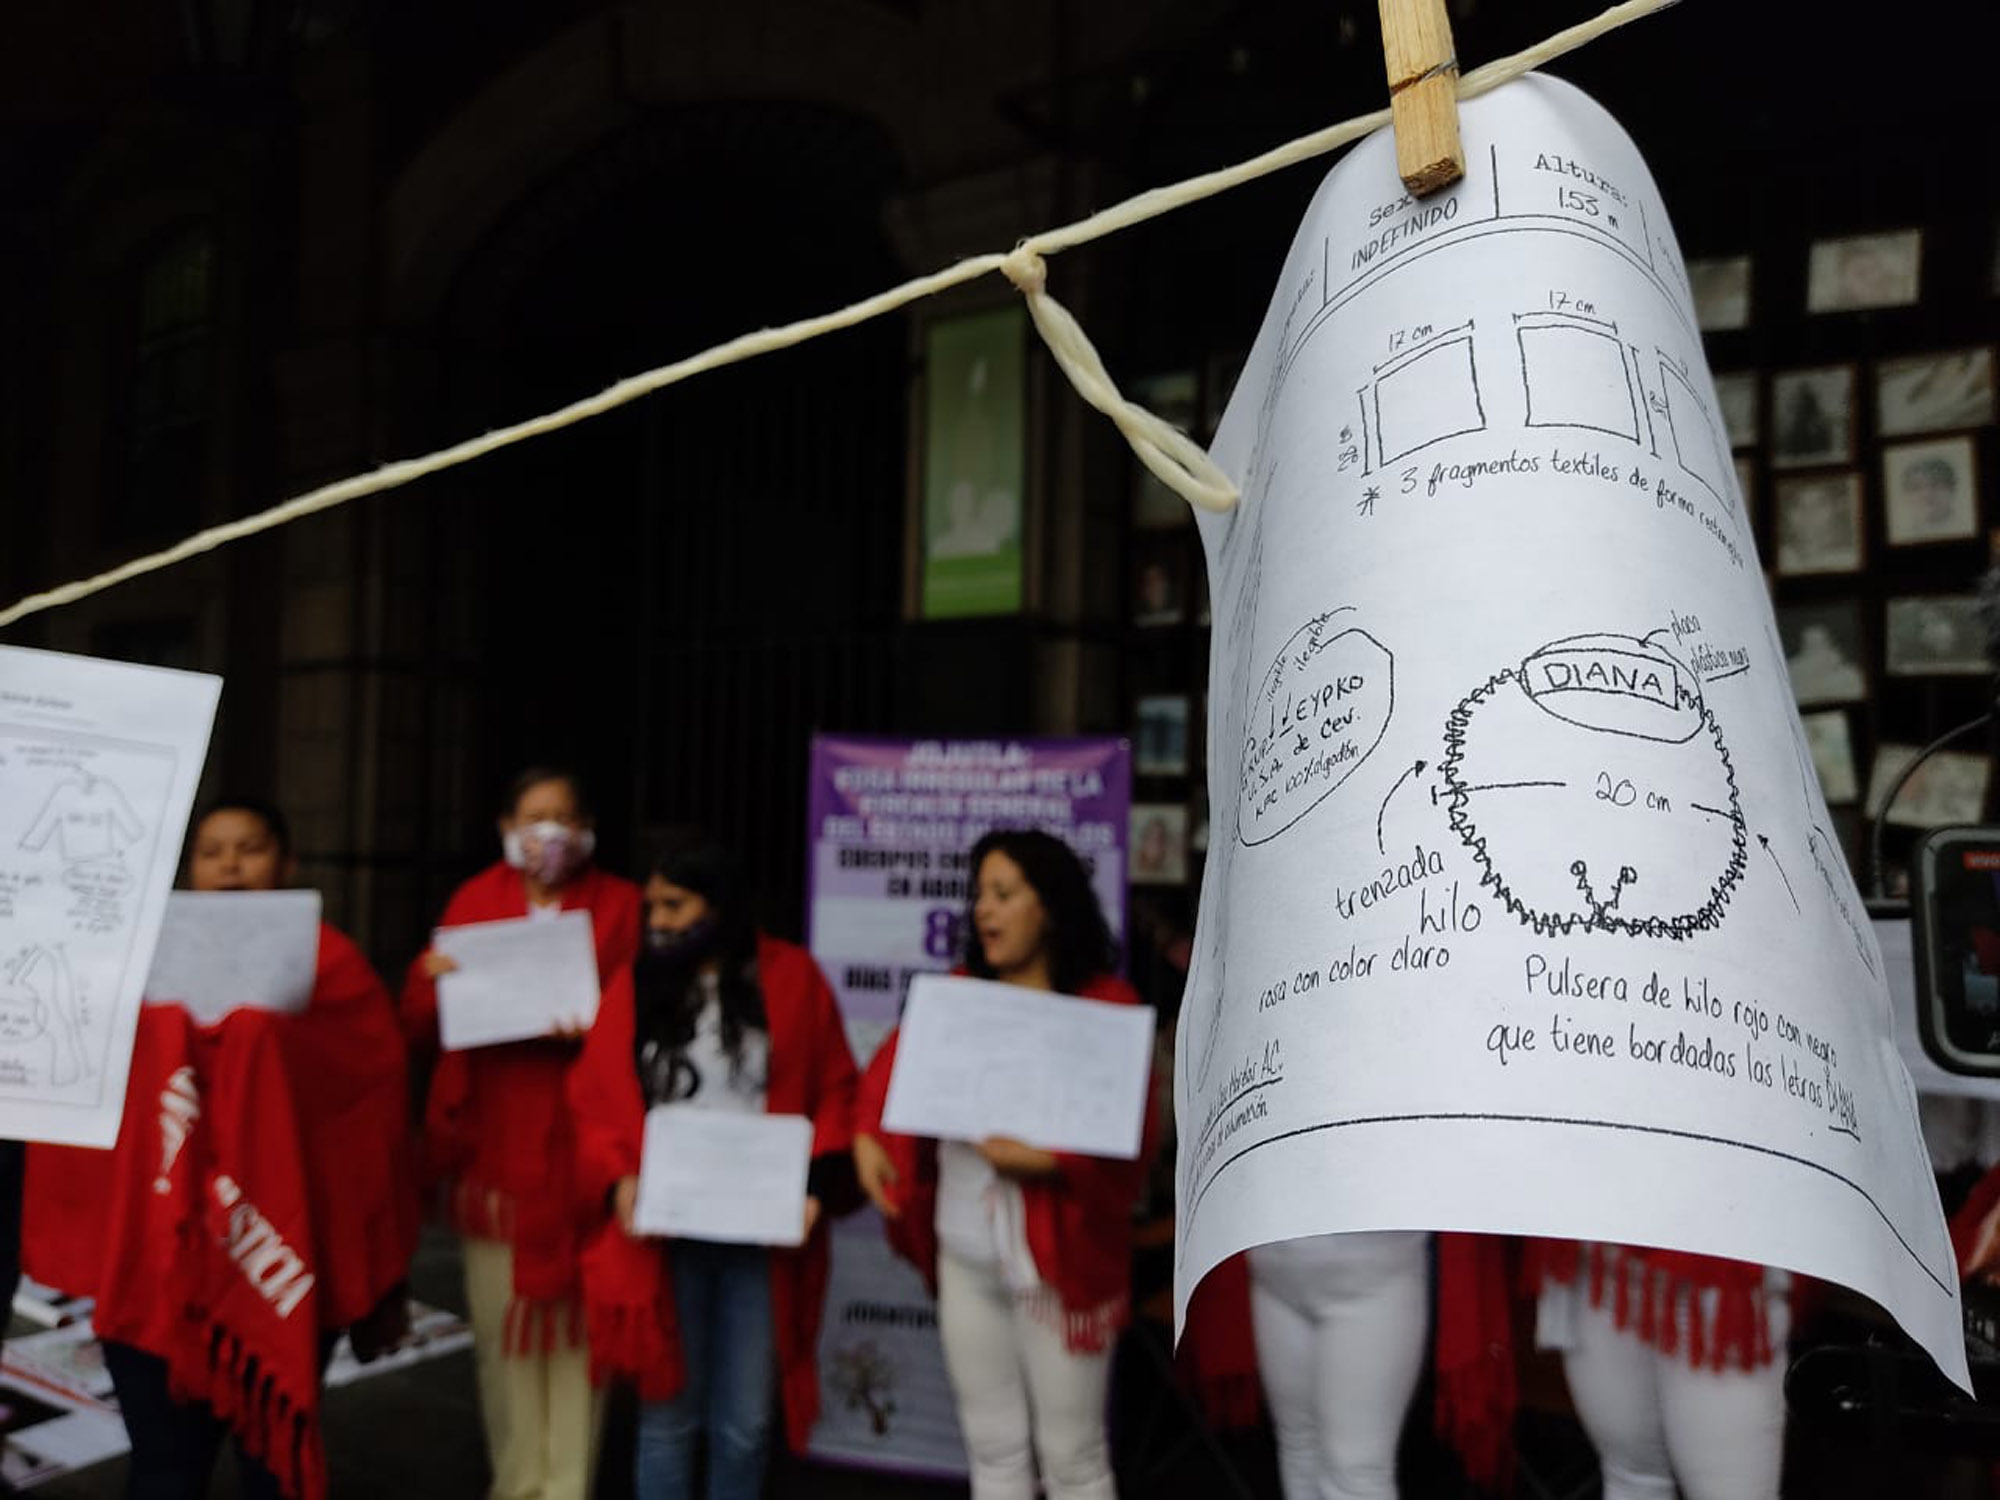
463, 1235, 604, 1500
1558, 1282, 1788, 1500
1248, 1231, 1431, 1500
936, 1249, 1116, 1500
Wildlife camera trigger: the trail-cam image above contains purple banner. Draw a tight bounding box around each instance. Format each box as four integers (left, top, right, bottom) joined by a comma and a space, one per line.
803, 734, 1130, 1477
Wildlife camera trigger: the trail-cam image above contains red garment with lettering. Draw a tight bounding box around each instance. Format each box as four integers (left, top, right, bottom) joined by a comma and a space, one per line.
94, 1006, 324, 1500
27, 927, 415, 1336
568, 937, 859, 1451
280, 926, 418, 1330
853, 973, 1155, 1353
403, 863, 640, 1350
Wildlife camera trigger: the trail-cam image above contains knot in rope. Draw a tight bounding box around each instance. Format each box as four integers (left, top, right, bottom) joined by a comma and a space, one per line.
1000, 242, 1240, 515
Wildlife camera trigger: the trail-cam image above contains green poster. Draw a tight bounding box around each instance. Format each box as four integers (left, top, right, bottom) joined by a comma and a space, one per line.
921, 306, 1025, 618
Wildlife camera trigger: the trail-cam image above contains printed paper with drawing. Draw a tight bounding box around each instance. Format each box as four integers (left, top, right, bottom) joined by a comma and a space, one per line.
0, 647, 219, 1147
143, 891, 321, 1025
1176, 74, 1965, 1387
883, 974, 1155, 1159
434, 909, 601, 1051
634, 1106, 814, 1247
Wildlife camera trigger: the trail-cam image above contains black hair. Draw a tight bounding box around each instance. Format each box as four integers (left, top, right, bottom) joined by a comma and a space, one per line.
193, 796, 292, 858
632, 831, 767, 1084
503, 766, 591, 819
961, 828, 1117, 994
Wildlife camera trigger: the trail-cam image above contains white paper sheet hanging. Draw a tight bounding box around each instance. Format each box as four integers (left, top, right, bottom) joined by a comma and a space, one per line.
882, 974, 1156, 1159
1174, 73, 1967, 1389
434, 909, 601, 1051
0, 647, 219, 1147
633, 1106, 814, 1247
143, 890, 322, 1025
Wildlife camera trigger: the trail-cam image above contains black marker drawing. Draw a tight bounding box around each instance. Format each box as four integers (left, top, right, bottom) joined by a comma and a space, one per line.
1656, 355, 1736, 511
1807, 826, 1880, 981
1370, 328, 1486, 465
1238, 610, 1396, 847
1515, 311, 1642, 442
20, 773, 145, 867
0, 944, 88, 1087
1376, 759, 1428, 856
1759, 835, 1800, 913
1439, 632, 1747, 939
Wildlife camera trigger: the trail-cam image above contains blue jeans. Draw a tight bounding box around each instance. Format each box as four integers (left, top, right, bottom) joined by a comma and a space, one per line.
636, 1239, 775, 1500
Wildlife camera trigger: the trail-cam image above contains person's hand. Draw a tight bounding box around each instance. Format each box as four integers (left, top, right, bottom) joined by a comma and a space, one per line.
978, 1136, 1059, 1179
853, 1132, 901, 1219
802, 1195, 823, 1241
613, 1175, 640, 1237
420, 951, 460, 981
548, 1017, 589, 1041
348, 1287, 411, 1364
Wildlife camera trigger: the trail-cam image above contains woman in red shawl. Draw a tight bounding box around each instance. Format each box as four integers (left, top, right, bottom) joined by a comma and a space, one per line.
852, 829, 1151, 1500
402, 767, 640, 1500
567, 832, 859, 1500
24, 796, 415, 1500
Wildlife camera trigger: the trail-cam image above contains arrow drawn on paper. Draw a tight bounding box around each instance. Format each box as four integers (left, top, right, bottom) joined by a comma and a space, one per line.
1759, 834, 1800, 913
1376, 759, 1427, 855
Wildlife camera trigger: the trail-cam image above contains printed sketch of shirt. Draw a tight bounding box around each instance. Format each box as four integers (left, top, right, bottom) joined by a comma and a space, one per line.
21, 776, 145, 863
0, 945, 85, 1086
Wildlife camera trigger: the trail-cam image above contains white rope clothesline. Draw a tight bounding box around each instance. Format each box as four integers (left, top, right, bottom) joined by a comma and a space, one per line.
0, 0, 1676, 631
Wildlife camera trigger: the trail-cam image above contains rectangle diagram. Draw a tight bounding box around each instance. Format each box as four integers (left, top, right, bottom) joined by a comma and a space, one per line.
1372, 336, 1486, 465
1659, 357, 1735, 512
1517, 318, 1641, 443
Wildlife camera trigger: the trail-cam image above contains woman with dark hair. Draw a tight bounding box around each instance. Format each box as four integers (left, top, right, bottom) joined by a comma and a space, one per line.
401, 768, 641, 1500
23, 796, 417, 1500
568, 832, 859, 1500
852, 828, 1151, 1500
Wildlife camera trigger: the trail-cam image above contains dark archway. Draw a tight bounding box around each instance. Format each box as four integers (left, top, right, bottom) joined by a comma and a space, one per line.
434, 101, 909, 933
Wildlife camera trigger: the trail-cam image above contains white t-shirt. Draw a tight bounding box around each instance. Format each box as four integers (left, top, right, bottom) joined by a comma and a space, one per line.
638, 973, 769, 1114
935, 1140, 1041, 1289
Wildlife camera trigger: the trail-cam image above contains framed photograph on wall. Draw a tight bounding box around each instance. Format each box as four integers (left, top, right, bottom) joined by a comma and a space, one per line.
1875, 348, 1996, 437
1883, 435, 1979, 546
1773, 473, 1863, 576
1713, 372, 1760, 450
1800, 710, 1859, 805
1132, 538, 1186, 628
1869, 745, 1991, 828
920, 306, 1026, 618
1134, 695, 1190, 776
1687, 255, 1752, 331
1770, 366, 1855, 469
1130, 371, 1199, 529
1130, 803, 1190, 886
1777, 601, 1867, 706
1885, 595, 1989, 676
1807, 229, 1922, 313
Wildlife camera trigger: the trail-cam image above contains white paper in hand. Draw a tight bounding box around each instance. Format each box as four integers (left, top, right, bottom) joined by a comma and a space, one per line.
144, 891, 321, 1025
881, 974, 1156, 1159
434, 909, 600, 1051
634, 1106, 814, 1247
1174, 73, 1966, 1390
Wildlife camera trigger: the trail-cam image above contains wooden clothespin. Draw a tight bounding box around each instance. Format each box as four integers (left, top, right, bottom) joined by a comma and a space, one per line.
1378, 0, 1465, 196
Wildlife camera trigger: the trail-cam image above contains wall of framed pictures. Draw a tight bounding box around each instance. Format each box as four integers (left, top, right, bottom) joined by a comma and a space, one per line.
1693, 222, 2000, 890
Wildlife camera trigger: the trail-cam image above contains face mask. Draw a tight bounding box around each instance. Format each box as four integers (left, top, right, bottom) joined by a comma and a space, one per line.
643, 912, 722, 965
503, 821, 596, 886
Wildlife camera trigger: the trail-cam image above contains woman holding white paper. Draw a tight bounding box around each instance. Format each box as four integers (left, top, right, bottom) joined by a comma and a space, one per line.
23, 796, 417, 1500
569, 833, 859, 1500
852, 829, 1152, 1500
401, 767, 641, 1500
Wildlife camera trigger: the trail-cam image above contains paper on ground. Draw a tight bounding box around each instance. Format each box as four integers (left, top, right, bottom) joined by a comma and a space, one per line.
883, 974, 1155, 1159
634, 1105, 814, 1246
0, 647, 219, 1146
143, 890, 321, 1024
434, 909, 600, 1051
1176, 73, 1966, 1388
